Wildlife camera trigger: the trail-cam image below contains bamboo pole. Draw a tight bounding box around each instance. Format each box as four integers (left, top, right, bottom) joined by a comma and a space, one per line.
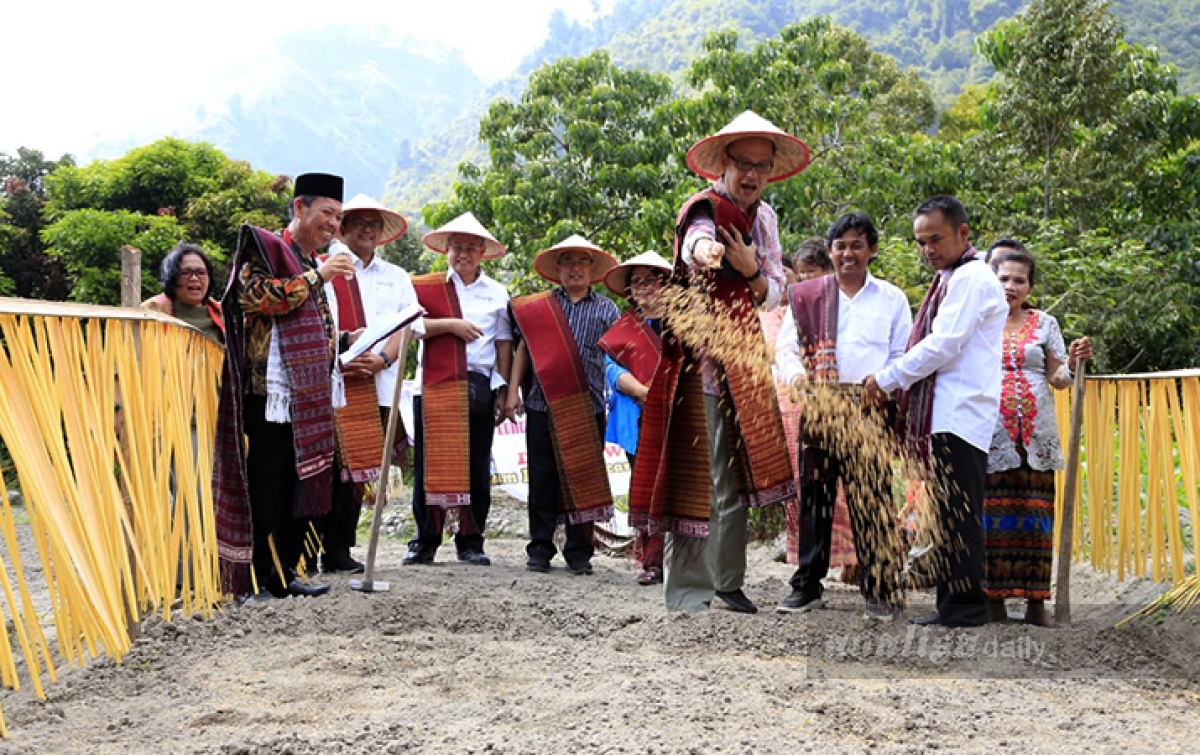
1055, 358, 1088, 624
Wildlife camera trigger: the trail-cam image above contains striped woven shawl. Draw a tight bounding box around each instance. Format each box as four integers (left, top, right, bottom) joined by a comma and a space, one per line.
598, 309, 662, 386
511, 292, 614, 524
412, 273, 472, 510
328, 271, 385, 484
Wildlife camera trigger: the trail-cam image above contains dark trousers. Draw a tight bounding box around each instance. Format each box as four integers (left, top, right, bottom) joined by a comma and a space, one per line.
525, 408, 602, 567
931, 432, 988, 626
410, 373, 496, 554
321, 407, 394, 559
791, 448, 900, 604
243, 394, 304, 596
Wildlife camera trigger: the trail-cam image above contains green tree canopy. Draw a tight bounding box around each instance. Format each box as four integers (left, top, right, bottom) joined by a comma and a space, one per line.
41, 138, 290, 305
424, 50, 682, 296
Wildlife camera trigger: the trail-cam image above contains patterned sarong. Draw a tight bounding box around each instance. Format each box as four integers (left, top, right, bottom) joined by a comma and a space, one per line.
981, 464, 1055, 600
328, 271, 385, 484
412, 273, 472, 511
511, 292, 614, 524
630, 189, 796, 537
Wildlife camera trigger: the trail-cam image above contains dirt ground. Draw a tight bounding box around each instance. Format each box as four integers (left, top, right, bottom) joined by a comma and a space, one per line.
2, 495, 1198, 755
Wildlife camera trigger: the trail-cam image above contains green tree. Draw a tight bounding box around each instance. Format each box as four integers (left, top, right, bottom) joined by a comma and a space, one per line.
976, 0, 1126, 221
41, 139, 290, 305
424, 50, 682, 296
0, 149, 75, 299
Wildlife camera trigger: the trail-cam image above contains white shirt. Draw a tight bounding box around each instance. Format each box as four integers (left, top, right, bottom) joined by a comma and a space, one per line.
350, 250, 424, 407
874, 258, 1007, 452
413, 269, 512, 395
774, 273, 912, 386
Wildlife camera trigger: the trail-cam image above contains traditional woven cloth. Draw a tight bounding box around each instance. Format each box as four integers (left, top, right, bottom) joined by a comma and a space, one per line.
598, 309, 662, 386
412, 273, 473, 510
788, 274, 840, 480
896, 245, 978, 466
327, 270, 385, 483
511, 292, 614, 524
213, 224, 336, 594
981, 464, 1055, 600
630, 189, 796, 537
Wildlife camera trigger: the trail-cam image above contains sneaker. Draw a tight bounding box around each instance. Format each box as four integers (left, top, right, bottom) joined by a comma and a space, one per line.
863, 598, 899, 623
457, 550, 492, 566
525, 557, 551, 573
402, 546, 435, 566
776, 590, 825, 614
567, 561, 594, 576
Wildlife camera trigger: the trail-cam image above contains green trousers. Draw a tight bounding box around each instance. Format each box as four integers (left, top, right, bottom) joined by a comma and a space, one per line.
663, 394, 748, 611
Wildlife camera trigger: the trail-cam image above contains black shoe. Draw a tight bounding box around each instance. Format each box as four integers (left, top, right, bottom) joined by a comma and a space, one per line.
715, 589, 758, 614
525, 557, 551, 573
286, 580, 331, 598
322, 552, 366, 574
908, 614, 986, 628
567, 561, 594, 576
776, 589, 824, 614
457, 550, 492, 566
402, 546, 435, 566
238, 589, 277, 607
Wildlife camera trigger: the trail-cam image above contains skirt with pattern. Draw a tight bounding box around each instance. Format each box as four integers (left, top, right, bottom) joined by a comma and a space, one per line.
981, 463, 1056, 600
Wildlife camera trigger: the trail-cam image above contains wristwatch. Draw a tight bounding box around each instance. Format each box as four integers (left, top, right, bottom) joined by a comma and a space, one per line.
380, 352, 395, 369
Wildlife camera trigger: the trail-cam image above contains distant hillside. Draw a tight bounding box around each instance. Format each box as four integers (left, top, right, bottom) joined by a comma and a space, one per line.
384, 0, 1200, 218
176, 24, 483, 199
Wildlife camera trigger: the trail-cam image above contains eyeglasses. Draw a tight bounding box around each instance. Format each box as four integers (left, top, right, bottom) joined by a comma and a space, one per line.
449, 242, 485, 254
179, 269, 209, 280
345, 217, 383, 231
725, 148, 774, 175
629, 276, 663, 289
557, 256, 593, 268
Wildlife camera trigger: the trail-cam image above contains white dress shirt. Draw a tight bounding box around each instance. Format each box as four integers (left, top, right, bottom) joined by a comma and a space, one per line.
413, 269, 512, 395
351, 251, 423, 407
774, 273, 912, 386
874, 258, 1007, 452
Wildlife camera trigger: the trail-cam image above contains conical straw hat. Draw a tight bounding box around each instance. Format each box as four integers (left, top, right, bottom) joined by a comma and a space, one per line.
604, 250, 673, 297
533, 234, 618, 285
685, 110, 810, 184
340, 193, 408, 245
422, 212, 507, 259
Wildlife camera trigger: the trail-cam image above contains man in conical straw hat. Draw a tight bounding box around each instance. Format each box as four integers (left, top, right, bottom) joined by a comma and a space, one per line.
598, 251, 672, 585
403, 212, 511, 567
318, 193, 419, 575
507, 234, 619, 576
629, 111, 807, 613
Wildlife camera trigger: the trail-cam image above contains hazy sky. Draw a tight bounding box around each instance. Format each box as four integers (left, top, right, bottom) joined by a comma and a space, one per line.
4, 0, 612, 158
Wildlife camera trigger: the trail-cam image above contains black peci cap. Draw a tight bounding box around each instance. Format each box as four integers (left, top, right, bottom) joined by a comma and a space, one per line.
293, 173, 344, 202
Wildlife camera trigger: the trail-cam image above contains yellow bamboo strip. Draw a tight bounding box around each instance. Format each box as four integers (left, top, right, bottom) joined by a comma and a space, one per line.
1179, 379, 1200, 547
1152, 380, 1186, 583
1115, 381, 1142, 580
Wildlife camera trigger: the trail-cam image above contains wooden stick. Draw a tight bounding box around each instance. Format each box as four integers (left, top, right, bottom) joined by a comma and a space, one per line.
1055, 358, 1089, 624
120, 245, 142, 308
353, 326, 413, 591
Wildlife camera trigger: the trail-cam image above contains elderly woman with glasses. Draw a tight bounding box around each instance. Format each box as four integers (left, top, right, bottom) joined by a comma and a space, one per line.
141, 241, 225, 344
599, 251, 672, 585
